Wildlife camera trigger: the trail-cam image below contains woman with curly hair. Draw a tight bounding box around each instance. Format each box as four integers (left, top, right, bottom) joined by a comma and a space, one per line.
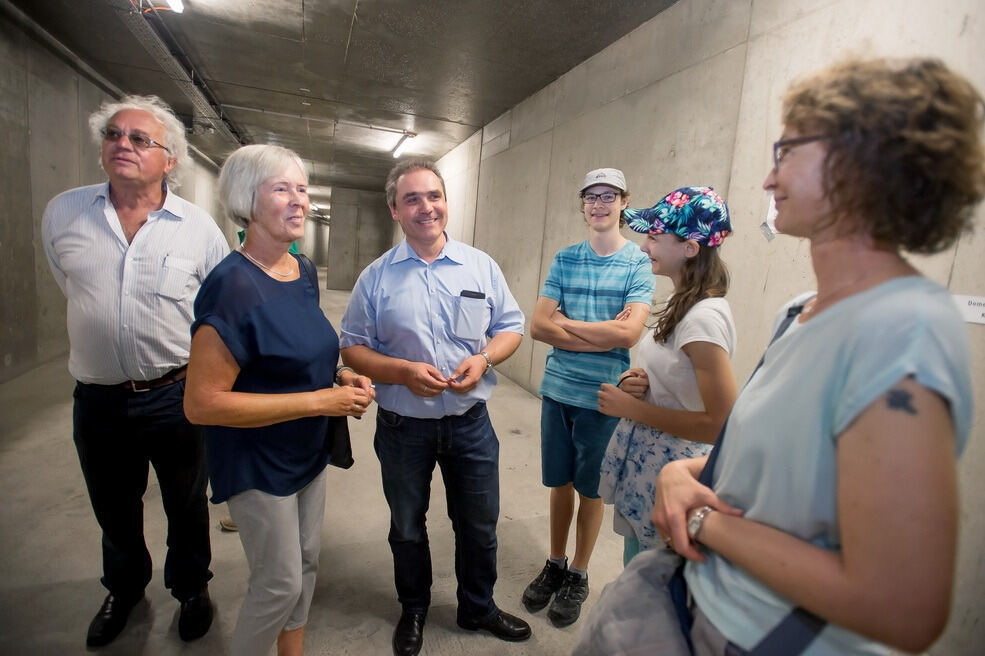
654, 57, 983, 655
578, 57, 983, 656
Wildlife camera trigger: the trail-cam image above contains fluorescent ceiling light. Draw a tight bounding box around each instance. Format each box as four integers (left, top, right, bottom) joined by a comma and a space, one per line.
167, 0, 184, 13
392, 133, 414, 158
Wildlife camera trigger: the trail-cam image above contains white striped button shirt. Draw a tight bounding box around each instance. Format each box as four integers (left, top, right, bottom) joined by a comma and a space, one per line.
42, 182, 230, 384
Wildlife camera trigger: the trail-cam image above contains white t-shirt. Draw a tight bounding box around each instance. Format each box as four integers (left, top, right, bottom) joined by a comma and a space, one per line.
640, 297, 737, 411
599, 297, 736, 549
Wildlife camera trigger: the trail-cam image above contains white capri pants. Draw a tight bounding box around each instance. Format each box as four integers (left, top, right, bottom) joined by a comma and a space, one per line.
227, 467, 328, 656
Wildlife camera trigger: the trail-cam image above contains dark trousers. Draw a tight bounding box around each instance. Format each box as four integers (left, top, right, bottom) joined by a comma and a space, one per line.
374, 402, 499, 623
73, 379, 212, 602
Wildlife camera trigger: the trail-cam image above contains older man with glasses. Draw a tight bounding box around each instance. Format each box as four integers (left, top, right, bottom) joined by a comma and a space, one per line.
41, 94, 228, 648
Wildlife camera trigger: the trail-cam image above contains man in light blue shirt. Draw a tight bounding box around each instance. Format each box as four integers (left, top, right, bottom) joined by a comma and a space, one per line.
340, 159, 528, 655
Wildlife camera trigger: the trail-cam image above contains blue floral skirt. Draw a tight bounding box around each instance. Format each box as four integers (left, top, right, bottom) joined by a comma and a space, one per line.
598, 418, 712, 552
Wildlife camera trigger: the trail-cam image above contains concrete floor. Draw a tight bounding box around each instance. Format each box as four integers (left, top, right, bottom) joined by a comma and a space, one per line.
0, 285, 623, 655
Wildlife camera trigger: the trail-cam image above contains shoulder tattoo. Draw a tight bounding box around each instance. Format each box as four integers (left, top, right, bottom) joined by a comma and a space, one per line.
886, 388, 917, 415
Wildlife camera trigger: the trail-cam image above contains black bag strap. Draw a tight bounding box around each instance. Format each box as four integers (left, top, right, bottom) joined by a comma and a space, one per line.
697, 302, 826, 656
296, 253, 320, 304
751, 606, 827, 655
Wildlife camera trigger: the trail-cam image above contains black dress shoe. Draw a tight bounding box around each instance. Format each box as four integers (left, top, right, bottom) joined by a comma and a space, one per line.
457, 609, 532, 642
392, 610, 426, 656
178, 588, 214, 642
86, 593, 143, 647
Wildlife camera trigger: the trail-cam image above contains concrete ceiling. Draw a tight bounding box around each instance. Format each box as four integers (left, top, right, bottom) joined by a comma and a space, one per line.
11, 0, 677, 201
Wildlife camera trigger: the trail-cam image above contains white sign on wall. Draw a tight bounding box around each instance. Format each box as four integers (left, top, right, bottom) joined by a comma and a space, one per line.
952, 295, 985, 325
760, 194, 778, 241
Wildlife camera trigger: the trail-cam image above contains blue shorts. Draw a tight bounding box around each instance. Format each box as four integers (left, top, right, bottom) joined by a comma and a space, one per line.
540, 396, 620, 498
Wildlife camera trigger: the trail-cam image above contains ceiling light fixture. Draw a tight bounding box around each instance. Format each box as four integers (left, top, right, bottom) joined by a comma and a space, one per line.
392, 133, 415, 158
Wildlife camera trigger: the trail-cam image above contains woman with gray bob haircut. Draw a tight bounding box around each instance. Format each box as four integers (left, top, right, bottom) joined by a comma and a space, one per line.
88, 94, 189, 188
218, 144, 307, 228
185, 144, 375, 655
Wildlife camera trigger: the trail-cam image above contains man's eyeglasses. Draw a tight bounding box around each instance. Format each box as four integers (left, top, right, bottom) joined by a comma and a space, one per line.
582, 191, 619, 204
772, 134, 830, 169
101, 126, 171, 154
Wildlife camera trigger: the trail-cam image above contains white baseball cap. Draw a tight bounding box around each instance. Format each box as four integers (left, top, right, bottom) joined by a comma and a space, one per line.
581, 168, 627, 193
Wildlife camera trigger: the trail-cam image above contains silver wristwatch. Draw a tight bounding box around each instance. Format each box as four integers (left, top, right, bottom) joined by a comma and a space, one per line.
686, 505, 714, 542
479, 351, 493, 371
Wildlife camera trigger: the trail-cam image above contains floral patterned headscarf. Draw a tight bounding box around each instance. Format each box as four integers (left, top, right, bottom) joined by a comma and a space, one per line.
624, 186, 732, 247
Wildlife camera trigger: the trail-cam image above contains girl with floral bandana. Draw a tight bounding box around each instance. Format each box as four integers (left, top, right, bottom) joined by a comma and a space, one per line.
595, 186, 738, 564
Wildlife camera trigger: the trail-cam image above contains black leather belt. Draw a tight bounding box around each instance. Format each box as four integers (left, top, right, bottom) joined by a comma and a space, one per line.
118, 365, 188, 392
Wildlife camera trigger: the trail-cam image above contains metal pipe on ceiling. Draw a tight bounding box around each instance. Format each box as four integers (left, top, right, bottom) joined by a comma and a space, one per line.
109, 0, 245, 147
0, 0, 220, 169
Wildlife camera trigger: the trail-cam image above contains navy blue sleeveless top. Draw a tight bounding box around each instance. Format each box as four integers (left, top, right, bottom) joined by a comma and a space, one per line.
192, 252, 337, 502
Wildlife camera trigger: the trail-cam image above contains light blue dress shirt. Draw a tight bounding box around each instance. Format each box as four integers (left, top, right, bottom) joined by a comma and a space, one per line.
340, 237, 524, 419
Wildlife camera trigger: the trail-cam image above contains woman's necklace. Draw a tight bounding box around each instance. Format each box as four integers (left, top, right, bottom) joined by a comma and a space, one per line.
239, 244, 293, 277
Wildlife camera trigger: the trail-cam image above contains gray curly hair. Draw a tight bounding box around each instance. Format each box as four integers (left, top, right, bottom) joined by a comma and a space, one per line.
88, 94, 188, 188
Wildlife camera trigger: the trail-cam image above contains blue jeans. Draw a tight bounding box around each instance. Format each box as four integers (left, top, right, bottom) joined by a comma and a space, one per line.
374, 402, 499, 622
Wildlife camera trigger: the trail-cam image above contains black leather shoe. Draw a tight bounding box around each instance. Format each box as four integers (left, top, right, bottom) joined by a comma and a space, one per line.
86, 593, 143, 647
392, 610, 426, 655
458, 609, 532, 642
178, 588, 214, 642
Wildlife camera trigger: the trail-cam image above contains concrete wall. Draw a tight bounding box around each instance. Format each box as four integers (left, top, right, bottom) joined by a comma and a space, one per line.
436, 0, 985, 652
308, 221, 331, 266
176, 156, 230, 244
0, 12, 229, 384
325, 188, 394, 289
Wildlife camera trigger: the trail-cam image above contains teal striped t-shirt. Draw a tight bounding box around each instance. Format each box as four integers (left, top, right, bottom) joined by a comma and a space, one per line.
539, 240, 654, 410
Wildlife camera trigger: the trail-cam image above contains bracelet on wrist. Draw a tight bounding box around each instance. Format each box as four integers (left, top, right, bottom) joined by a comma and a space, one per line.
686, 505, 714, 542
335, 365, 355, 385
479, 351, 493, 371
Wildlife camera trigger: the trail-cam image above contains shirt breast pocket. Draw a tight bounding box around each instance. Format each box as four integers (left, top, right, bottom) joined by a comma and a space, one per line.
454, 294, 490, 341
158, 255, 197, 301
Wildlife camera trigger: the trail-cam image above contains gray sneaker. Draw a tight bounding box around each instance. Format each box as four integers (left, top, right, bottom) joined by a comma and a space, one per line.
547, 571, 589, 627
522, 559, 567, 612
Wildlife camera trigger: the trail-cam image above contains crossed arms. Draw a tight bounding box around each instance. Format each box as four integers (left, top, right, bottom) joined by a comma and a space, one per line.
529, 296, 649, 352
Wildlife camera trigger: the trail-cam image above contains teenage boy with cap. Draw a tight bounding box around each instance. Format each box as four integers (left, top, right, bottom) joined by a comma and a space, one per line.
524, 168, 654, 627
